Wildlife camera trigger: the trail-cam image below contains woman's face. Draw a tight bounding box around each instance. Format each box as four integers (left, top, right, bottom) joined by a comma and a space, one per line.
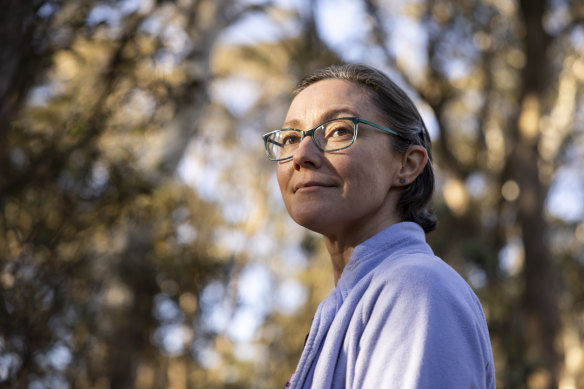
276, 79, 405, 243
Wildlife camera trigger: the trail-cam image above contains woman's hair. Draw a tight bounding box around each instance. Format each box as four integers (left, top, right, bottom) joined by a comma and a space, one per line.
294, 64, 437, 233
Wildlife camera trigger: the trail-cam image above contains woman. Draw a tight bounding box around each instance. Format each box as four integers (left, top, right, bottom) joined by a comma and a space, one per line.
263, 64, 495, 388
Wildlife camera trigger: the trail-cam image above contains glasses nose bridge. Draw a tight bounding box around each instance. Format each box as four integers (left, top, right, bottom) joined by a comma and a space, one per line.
301, 127, 316, 138
301, 127, 322, 150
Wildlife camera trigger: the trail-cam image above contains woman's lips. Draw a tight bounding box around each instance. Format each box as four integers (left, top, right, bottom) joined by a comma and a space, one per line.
293, 181, 336, 192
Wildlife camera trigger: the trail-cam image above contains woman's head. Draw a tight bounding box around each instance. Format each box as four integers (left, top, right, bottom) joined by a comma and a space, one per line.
292, 64, 436, 233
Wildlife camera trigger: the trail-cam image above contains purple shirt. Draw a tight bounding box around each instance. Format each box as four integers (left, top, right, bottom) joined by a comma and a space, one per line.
288, 222, 495, 388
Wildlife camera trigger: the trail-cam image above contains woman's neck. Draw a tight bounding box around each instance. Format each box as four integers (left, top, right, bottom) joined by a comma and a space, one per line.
324, 238, 354, 285
323, 215, 402, 285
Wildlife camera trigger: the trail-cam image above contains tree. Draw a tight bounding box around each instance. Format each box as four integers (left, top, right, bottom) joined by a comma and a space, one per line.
361, 0, 583, 387
1, 0, 237, 387
2, 0, 583, 388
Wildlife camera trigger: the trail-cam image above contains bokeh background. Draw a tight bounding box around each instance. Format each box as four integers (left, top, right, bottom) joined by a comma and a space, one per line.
1, 0, 583, 388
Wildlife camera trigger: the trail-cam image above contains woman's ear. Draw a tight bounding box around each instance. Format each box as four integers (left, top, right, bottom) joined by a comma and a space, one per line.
396, 145, 428, 186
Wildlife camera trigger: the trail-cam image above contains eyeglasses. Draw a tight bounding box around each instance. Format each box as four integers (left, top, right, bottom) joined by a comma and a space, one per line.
262, 117, 403, 161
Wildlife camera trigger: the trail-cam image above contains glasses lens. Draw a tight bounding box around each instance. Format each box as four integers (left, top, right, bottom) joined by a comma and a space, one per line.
266, 130, 301, 160
314, 119, 356, 151
265, 119, 356, 161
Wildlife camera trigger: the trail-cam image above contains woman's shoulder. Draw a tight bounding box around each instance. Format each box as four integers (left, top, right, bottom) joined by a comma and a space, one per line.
376, 250, 460, 279
367, 251, 481, 309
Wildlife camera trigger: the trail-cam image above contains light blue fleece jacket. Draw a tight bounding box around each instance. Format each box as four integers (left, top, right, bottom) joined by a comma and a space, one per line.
289, 222, 495, 389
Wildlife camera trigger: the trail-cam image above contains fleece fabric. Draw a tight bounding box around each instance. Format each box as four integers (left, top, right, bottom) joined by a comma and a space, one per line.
289, 222, 495, 389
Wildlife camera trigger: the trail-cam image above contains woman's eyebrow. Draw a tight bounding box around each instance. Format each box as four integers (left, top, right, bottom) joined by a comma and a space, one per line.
319, 108, 360, 122
283, 108, 360, 129
282, 118, 302, 129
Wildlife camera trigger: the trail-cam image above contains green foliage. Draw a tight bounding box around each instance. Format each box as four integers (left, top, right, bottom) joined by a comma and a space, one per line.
1, 0, 584, 388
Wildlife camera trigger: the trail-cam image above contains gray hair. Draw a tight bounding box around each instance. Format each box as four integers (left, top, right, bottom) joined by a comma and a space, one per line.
294, 64, 437, 233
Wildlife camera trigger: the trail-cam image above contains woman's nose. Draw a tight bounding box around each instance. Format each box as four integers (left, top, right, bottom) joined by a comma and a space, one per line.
292, 136, 322, 169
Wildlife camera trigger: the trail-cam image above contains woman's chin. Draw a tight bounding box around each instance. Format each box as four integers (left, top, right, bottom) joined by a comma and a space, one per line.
290, 209, 331, 234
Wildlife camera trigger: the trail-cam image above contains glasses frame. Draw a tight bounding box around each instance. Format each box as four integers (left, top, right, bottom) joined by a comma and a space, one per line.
262, 117, 403, 161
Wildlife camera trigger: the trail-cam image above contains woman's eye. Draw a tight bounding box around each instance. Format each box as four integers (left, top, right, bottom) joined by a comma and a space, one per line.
327, 126, 353, 138
282, 133, 301, 145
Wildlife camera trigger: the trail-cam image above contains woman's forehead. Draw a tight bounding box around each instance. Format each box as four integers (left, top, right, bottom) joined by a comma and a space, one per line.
285, 79, 373, 126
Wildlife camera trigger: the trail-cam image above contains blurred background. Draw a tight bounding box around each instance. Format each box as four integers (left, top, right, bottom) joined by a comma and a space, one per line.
1, 0, 583, 388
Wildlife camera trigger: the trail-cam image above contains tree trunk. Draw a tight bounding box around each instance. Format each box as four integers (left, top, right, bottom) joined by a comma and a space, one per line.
0, 0, 51, 168
515, 0, 559, 387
